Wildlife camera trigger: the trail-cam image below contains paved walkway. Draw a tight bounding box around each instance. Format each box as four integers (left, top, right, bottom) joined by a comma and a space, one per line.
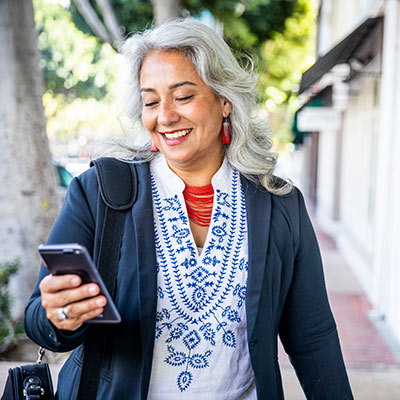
1, 222, 399, 398
280, 221, 400, 399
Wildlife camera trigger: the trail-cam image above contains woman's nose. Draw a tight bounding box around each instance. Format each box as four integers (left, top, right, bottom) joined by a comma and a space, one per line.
157, 101, 180, 126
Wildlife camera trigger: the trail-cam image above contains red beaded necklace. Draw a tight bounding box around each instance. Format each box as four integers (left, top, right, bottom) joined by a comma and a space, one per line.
183, 184, 214, 227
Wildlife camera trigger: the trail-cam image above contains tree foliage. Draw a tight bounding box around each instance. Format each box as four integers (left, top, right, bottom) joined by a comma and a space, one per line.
33, 0, 121, 150
68, 0, 297, 52
34, 0, 117, 100
261, 0, 315, 102
188, 0, 297, 50
0, 260, 19, 349
260, 0, 316, 145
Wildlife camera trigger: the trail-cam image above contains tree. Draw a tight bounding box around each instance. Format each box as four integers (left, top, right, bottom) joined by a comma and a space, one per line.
151, 0, 183, 25
0, 0, 60, 319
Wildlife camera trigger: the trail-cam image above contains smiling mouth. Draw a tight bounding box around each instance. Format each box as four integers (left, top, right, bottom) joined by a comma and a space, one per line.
160, 128, 192, 139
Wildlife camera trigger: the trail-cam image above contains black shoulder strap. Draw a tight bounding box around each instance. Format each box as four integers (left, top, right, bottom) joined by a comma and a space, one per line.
77, 157, 138, 400
90, 157, 138, 210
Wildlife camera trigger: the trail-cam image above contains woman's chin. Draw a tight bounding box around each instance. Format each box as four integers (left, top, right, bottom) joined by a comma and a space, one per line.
161, 151, 198, 168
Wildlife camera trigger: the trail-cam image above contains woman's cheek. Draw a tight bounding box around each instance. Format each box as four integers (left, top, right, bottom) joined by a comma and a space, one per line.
141, 112, 152, 132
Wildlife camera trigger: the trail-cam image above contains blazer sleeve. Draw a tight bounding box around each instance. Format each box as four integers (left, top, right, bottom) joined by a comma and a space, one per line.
24, 170, 98, 352
278, 188, 353, 399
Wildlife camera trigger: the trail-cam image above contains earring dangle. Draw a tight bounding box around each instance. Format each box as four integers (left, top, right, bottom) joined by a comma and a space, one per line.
222, 117, 231, 144
150, 141, 159, 152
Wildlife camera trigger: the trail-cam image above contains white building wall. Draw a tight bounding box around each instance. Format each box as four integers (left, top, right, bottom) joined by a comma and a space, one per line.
372, 0, 400, 340
315, 128, 338, 233
314, 0, 400, 343
336, 73, 378, 294
319, 0, 379, 55
388, 18, 400, 340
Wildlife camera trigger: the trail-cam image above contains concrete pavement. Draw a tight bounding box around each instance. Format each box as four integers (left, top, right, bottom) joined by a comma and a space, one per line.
1, 222, 399, 398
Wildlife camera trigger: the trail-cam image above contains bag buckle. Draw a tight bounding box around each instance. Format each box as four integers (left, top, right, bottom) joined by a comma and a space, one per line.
23, 376, 45, 399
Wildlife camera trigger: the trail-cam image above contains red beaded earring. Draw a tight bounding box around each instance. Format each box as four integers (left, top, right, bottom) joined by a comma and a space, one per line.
150, 141, 159, 152
221, 116, 231, 144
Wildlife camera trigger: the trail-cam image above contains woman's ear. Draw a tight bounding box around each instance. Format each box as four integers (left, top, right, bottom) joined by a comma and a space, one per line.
222, 99, 232, 118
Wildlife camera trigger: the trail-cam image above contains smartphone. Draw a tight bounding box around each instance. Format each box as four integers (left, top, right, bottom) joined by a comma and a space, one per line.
38, 243, 121, 324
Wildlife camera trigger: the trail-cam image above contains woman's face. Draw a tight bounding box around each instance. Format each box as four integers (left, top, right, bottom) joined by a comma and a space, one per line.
140, 51, 231, 173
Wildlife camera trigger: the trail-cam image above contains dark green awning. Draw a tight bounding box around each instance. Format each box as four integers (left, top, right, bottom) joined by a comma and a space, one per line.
299, 17, 383, 94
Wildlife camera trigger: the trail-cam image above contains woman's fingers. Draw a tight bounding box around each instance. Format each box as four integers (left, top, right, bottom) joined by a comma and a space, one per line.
52, 306, 105, 331
43, 283, 101, 309
60, 295, 107, 320
39, 274, 108, 331
40, 274, 82, 293
46, 295, 107, 331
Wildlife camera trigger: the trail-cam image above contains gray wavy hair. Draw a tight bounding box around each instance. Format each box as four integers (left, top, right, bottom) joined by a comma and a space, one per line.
92, 18, 290, 195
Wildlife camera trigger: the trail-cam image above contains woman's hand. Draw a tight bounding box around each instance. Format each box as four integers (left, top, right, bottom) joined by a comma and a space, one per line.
39, 274, 107, 331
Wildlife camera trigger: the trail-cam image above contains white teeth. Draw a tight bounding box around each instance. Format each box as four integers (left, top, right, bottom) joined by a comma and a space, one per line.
164, 129, 191, 139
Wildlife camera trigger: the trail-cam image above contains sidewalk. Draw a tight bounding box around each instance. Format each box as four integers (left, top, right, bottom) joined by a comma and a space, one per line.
0, 341, 66, 390
280, 221, 400, 399
1, 224, 399, 398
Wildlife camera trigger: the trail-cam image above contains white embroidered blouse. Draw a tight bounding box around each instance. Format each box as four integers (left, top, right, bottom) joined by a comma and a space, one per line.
147, 155, 256, 399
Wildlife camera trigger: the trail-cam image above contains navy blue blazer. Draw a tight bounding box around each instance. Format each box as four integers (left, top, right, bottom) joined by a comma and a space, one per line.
25, 162, 353, 399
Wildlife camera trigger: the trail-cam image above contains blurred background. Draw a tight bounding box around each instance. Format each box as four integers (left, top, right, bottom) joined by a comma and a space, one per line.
1, 0, 399, 398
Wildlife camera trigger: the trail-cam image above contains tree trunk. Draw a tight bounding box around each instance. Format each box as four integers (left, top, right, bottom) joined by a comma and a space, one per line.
151, 0, 183, 26
0, 0, 60, 319
75, 0, 114, 48
96, 0, 124, 48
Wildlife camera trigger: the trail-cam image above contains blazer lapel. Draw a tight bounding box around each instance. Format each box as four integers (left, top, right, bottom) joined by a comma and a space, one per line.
242, 176, 272, 340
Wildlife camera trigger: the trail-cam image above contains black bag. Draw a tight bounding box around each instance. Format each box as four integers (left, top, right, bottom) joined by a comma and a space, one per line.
1, 348, 54, 400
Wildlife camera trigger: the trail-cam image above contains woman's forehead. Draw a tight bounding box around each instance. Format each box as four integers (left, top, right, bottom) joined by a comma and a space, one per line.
139, 51, 202, 88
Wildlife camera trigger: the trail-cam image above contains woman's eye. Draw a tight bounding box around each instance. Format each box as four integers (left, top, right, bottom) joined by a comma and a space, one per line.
176, 95, 193, 102
144, 101, 158, 107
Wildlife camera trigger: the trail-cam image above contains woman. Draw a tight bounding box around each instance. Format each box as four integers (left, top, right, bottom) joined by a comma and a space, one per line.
25, 19, 353, 399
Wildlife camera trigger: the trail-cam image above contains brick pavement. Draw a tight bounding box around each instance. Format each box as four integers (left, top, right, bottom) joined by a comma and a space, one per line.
280, 221, 400, 399
316, 224, 398, 370
329, 292, 397, 369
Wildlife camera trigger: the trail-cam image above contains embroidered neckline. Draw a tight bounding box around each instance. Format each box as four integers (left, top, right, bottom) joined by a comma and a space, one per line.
183, 184, 214, 227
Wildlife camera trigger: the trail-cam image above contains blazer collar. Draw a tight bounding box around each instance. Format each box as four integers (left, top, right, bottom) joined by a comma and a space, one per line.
241, 176, 272, 340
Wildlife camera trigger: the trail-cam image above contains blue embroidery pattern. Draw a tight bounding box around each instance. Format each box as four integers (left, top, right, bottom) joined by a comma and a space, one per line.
151, 169, 247, 392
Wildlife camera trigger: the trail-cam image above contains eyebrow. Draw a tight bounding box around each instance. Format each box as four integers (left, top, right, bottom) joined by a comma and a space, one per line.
140, 81, 197, 93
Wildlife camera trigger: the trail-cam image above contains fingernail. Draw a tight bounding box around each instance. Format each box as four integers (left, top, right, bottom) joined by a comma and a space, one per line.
88, 285, 98, 294
71, 277, 80, 286
96, 298, 105, 306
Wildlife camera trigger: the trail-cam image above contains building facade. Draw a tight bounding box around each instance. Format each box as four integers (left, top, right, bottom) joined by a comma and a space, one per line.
296, 0, 400, 345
